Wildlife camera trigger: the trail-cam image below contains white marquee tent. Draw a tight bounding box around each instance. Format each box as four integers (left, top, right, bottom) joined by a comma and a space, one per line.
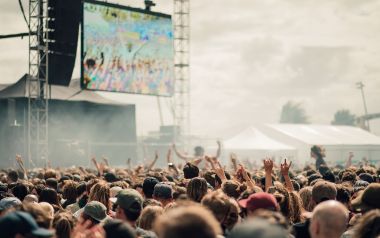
260, 124, 380, 165
222, 127, 296, 163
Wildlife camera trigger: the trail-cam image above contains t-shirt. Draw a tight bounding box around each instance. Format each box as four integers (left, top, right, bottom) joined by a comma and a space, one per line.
292, 219, 311, 238
316, 157, 327, 170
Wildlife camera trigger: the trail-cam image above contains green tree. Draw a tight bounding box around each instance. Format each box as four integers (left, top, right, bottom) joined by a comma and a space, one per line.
331, 109, 356, 126
280, 101, 309, 124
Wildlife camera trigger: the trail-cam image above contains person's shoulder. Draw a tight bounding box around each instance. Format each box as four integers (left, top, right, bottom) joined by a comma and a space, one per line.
136, 227, 157, 238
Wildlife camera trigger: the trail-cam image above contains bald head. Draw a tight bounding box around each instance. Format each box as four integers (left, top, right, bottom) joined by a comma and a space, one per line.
309, 200, 348, 238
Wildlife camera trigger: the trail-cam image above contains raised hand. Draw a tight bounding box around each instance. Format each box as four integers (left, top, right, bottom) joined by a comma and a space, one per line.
263, 158, 274, 174
214, 160, 227, 182
280, 158, 292, 176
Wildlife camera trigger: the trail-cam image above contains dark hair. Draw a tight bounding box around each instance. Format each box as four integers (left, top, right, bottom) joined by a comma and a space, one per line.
143, 177, 159, 199
76, 182, 87, 197
187, 177, 208, 203
121, 202, 142, 222
39, 188, 62, 212
323, 170, 336, 183
46, 178, 58, 191
103, 220, 136, 238
308, 174, 322, 185
336, 184, 351, 205
11, 182, 28, 201
53, 212, 75, 238
183, 163, 199, 179
7, 170, 18, 182
194, 146, 204, 156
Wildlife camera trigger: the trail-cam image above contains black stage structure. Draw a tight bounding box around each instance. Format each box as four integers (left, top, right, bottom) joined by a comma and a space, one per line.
0, 74, 137, 168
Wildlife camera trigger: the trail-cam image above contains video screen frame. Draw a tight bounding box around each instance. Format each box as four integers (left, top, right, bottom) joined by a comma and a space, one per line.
81, 0, 175, 97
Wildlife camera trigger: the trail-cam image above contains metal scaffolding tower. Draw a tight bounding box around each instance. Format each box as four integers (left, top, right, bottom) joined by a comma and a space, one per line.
28, 0, 49, 167
173, 0, 190, 145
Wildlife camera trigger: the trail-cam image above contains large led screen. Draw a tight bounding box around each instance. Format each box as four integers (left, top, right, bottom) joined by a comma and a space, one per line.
82, 1, 174, 96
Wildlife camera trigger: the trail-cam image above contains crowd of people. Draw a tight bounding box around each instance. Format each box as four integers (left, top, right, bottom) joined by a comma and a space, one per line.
0, 144, 379, 238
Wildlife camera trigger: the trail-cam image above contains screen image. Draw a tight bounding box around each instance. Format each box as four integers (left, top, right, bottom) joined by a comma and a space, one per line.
82, 1, 174, 96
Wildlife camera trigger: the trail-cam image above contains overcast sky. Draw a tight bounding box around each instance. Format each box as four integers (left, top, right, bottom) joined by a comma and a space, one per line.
1, 0, 380, 139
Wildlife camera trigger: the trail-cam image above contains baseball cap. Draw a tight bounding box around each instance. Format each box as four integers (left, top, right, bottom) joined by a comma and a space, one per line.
0, 211, 54, 238
312, 181, 337, 204
83, 201, 107, 222
351, 183, 380, 212
0, 197, 22, 211
238, 192, 278, 213
228, 218, 287, 238
153, 183, 173, 199
116, 189, 143, 210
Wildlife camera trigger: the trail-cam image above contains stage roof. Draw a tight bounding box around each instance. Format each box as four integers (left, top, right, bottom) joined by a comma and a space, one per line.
0, 74, 126, 105
224, 127, 295, 151
265, 124, 380, 146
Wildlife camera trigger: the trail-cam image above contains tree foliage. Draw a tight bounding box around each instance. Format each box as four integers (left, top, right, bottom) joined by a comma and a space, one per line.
331, 109, 356, 126
280, 101, 309, 124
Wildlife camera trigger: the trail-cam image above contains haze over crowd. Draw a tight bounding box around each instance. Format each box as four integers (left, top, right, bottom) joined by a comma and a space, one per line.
1, 0, 379, 138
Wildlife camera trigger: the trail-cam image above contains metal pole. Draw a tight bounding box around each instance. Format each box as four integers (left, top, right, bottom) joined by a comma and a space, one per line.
356, 82, 370, 131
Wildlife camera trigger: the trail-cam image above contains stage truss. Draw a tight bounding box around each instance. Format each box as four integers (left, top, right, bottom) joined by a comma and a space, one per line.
173, 0, 190, 145
28, 0, 50, 167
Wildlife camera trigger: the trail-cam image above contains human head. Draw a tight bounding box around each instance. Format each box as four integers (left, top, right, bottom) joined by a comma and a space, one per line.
88, 181, 110, 213
0, 197, 22, 215
238, 192, 278, 216
142, 177, 159, 199
222, 180, 241, 199
154, 205, 221, 238
62, 180, 78, 202
309, 200, 348, 238
138, 205, 163, 231
299, 186, 313, 212
228, 218, 287, 238
103, 219, 137, 238
201, 190, 239, 231
194, 146, 205, 157
39, 188, 61, 207
186, 177, 208, 203
21, 203, 52, 229
310, 145, 325, 159
183, 163, 199, 179
45, 178, 58, 191
115, 189, 143, 223
82, 201, 107, 226
0, 211, 54, 238
53, 212, 75, 238
11, 183, 28, 201
7, 170, 18, 184
153, 183, 173, 206
312, 181, 337, 205
24, 194, 38, 204
351, 183, 380, 213
353, 209, 380, 238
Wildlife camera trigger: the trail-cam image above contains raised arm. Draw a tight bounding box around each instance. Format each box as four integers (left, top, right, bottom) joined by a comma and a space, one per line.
263, 158, 273, 192
172, 144, 193, 161
230, 153, 238, 172
15, 155, 28, 180
280, 158, 294, 192
146, 151, 159, 172
240, 164, 255, 190
215, 140, 222, 159
345, 152, 353, 168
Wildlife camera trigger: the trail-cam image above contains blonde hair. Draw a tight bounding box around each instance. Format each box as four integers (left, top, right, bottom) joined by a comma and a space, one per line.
299, 186, 313, 212
154, 205, 222, 238
138, 205, 164, 230
88, 181, 110, 213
